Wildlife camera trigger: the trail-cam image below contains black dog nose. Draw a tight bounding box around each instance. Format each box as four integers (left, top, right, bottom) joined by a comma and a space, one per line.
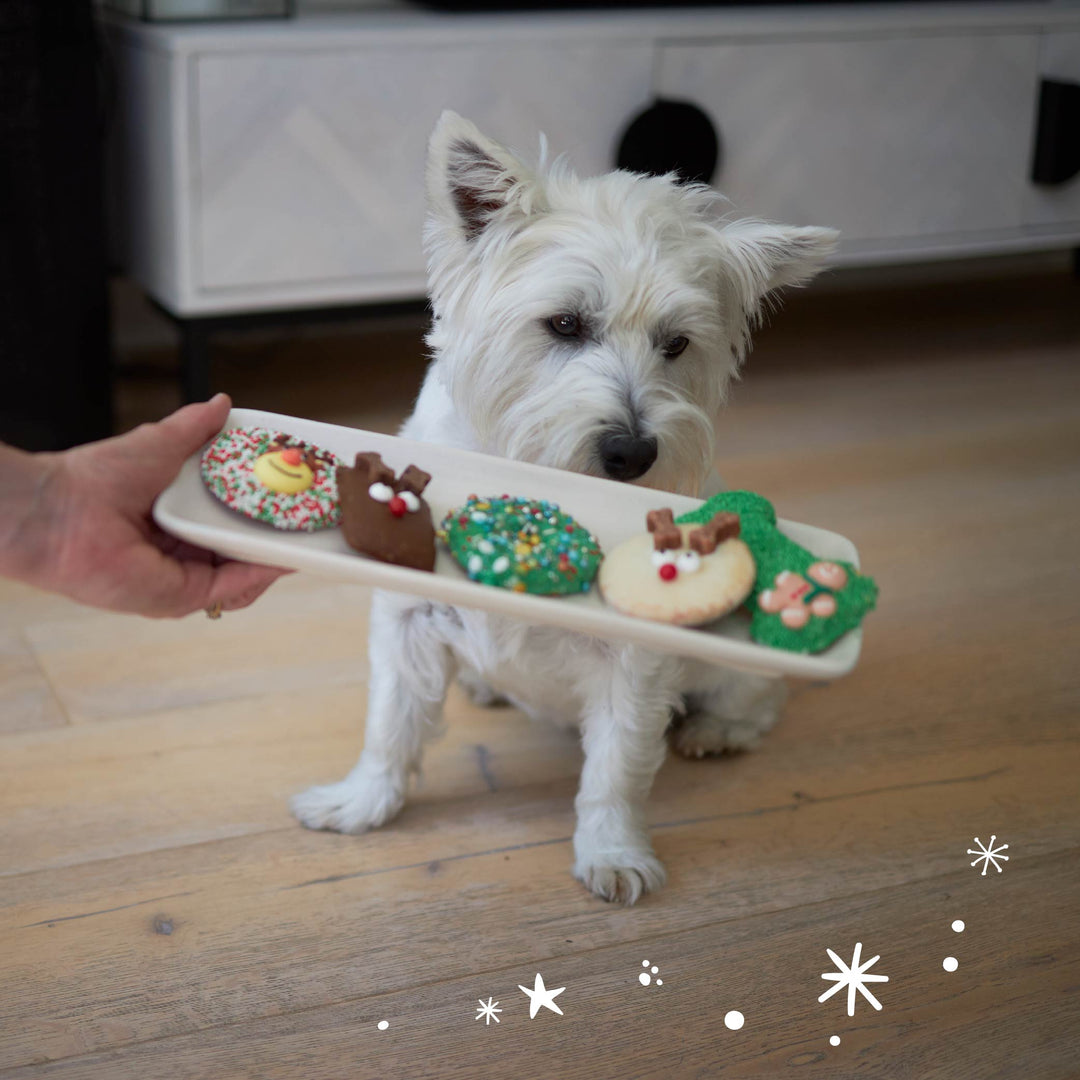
598, 431, 658, 481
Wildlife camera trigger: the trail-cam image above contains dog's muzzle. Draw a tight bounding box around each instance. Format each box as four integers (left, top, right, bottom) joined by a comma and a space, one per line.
597, 430, 658, 482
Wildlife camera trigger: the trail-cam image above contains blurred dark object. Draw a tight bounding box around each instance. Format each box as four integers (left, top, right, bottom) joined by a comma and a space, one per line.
104, 0, 294, 22
617, 99, 720, 185
0, 0, 113, 450
1031, 78, 1080, 186
419, 0, 985, 7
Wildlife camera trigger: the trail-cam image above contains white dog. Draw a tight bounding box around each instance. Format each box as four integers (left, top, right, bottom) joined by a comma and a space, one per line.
292, 112, 836, 903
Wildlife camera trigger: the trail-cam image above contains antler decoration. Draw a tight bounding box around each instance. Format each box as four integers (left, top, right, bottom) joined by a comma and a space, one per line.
352, 451, 396, 487
396, 464, 432, 497
688, 512, 740, 554
646, 508, 682, 551
268, 439, 327, 474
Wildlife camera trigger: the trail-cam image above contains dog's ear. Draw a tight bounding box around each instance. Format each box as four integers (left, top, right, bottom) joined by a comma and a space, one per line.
716, 221, 838, 359
426, 111, 540, 243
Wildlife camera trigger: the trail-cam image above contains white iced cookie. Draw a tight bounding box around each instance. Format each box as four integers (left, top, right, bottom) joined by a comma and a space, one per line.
599, 514, 755, 627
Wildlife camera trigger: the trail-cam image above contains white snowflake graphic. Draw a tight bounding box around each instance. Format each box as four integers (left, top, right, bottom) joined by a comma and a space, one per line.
475, 997, 502, 1025
819, 942, 889, 1016
967, 835, 1009, 875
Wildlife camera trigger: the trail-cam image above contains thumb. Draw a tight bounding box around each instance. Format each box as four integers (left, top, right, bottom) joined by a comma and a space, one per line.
149, 393, 233, 461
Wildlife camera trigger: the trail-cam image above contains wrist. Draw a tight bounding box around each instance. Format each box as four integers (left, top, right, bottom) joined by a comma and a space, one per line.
0, 445, 66, 585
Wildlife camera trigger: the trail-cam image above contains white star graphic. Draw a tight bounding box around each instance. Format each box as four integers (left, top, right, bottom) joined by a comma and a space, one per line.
967, 835, 1009, 875
818, 942, 889, 1016
475, 997, 502, 1025
518, 972, 566, 1018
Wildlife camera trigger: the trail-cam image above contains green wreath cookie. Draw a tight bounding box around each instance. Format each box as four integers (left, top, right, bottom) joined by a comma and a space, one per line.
677, 492, 877, 653
438, 496, 602, 595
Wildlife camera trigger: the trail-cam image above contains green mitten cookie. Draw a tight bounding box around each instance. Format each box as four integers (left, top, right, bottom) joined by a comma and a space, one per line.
677, 492, 877, 653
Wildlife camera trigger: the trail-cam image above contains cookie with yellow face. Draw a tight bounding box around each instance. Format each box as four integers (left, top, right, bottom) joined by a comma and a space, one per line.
201, 427, 342, 531
599, 511, 755, 627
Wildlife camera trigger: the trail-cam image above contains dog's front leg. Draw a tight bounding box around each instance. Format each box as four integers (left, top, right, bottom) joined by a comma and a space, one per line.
572, 648, 680, 905
291, 591, 455, 834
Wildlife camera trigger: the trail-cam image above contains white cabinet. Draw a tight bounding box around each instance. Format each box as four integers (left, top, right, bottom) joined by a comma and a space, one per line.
194, 42, 652, 292
657, 33, 1043, 258
109, 5, 1080, 316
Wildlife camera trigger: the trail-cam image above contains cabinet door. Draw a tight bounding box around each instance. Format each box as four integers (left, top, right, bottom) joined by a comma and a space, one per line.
657, 34, 1040, 244
193, 43, 651, 293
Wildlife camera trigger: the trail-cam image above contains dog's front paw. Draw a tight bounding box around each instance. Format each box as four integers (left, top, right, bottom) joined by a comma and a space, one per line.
672, 713, 767, 758
573, 847, 666, 905
291, 769, 404, 834
674, 677, 787, 758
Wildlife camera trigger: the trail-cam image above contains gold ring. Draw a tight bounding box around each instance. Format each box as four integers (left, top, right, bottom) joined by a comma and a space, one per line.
205, 601, 223, 620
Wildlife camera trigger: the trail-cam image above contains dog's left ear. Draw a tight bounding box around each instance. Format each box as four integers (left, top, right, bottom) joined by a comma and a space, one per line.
718, 220, 838, 299
716, 220, 838, 358
425, 111, 541, 244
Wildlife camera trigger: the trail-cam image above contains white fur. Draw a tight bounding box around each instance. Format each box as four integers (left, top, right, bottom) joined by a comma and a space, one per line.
292, 112, 836, 904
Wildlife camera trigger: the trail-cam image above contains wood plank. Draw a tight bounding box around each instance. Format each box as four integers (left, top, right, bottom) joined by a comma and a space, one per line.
1, 849, 1075, 1078
20, 576, 372, 724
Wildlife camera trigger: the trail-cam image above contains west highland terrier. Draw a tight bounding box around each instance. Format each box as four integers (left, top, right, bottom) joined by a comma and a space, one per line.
292, 112, 837, 903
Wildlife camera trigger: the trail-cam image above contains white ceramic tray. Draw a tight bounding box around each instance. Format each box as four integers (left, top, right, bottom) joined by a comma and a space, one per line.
154, 408, 865, 679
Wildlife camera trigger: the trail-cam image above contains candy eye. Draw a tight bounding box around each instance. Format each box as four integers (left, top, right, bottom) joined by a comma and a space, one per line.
399, 491, 420, 513
676, 550, 701, 573
662, 335, 689, 360
548, 313, 582, 338
368, 482, 393, 502
651, 549, 677, 568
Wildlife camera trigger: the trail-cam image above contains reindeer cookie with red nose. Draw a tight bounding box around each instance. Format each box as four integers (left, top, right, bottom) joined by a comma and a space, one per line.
200, 427, 342, 531
336, 452, 436, 572
599, 509, 756, 627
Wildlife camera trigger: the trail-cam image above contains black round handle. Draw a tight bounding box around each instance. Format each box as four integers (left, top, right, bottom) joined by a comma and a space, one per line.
616, 99, 721, 185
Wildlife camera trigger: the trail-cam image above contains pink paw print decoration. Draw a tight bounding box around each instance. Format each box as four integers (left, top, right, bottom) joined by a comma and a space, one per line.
758, 561, 848, 629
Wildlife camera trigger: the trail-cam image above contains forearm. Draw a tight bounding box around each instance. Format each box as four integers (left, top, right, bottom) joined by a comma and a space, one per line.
0, 443, 64, 584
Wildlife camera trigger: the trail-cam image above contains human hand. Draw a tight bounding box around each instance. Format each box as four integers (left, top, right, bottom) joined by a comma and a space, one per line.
1, 394, 290, 617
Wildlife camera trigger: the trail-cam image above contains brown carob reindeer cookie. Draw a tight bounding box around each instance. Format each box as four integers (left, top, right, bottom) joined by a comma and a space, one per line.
599, 508, 756, 626
336, 452, 436, 572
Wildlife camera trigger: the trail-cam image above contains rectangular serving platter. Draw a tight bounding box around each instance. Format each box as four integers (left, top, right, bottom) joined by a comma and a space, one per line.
154, 408, 864, 679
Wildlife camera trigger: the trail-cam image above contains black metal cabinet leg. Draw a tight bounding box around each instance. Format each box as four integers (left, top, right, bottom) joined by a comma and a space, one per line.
179, 319, 212, 403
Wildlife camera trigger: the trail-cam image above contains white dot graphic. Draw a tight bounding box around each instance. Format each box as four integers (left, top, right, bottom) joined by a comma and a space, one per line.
943, 957, 959, 972
639, 961, 663, 986
377, 1020, 389, 1031
952, 920, 965, 933
724, 1010, 744, 1031
829, 1036, 841, 1047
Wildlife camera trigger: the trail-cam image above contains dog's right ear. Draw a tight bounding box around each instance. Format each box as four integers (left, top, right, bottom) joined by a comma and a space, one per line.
426, 111, 540, 243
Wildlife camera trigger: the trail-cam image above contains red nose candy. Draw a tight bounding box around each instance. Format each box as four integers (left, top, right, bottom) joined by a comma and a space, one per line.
658, 563, 678, 582
389, 495, 407, 518
280, 448, 303, 466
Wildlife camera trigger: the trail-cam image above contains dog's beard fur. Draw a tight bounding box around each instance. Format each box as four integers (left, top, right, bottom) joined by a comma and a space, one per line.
420, 113, 837, 496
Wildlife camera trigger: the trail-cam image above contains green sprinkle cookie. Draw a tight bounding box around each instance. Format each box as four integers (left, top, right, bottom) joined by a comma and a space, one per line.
438, 495, 602, 595
677, 491, 877, 654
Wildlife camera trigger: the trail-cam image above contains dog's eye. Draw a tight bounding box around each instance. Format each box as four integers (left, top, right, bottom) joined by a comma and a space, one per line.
548, 313, 582, 338
662, 336, 689, 360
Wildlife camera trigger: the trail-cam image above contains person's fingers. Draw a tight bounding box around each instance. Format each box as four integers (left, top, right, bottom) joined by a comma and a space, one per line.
140, 392, 233, 466
119, 542, 288, 617
206, 561, 292, 613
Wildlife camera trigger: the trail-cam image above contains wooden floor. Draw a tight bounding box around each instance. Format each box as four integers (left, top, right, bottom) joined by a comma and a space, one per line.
2, 271, 1079, 1079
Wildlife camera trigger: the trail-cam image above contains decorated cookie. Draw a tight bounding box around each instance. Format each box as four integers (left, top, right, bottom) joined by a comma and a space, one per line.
599, 509, 756, 626
438, 495, 601, 594
201, 427, 342, 532
676, 492, 878, 653
336, 452, 436, 572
